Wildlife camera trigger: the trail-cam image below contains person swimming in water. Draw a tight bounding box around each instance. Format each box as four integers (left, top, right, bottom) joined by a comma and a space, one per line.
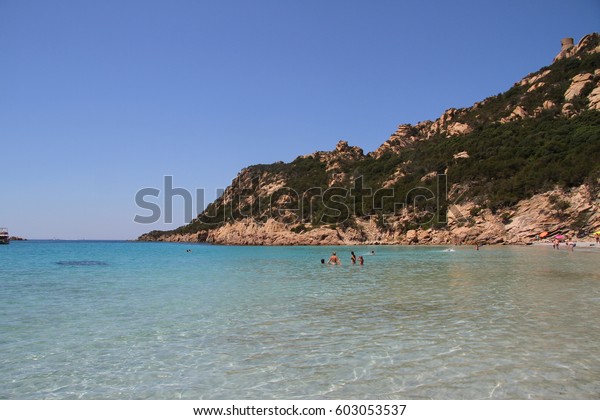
328, 252, 341, 265
358, 255, 364, 265
351, 251, 356, 264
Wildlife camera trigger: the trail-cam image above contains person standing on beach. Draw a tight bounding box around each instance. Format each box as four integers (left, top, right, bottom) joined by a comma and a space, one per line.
328, 252, 341, 265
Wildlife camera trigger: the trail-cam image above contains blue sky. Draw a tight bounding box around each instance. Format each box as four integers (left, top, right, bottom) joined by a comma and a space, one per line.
1, 0, 598, 239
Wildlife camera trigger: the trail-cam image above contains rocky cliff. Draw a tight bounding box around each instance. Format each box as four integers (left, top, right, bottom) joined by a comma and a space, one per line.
374, 33, 600, 157
140, 34, 600, 245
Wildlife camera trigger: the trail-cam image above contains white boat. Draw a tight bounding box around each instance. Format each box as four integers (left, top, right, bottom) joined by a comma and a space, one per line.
0, 228, 9, 245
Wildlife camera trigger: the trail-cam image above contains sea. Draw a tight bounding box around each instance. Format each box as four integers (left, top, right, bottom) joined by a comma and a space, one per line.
1, 240, 599, 400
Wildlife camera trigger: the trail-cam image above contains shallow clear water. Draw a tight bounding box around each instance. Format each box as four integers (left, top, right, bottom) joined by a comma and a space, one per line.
1, 241, 599, 399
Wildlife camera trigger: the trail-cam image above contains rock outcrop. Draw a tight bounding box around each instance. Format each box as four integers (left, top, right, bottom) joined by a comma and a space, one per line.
589, 84, 600, 110
371, 108, 475, 158
500, 105, 529, 123
565, 73, 594, 101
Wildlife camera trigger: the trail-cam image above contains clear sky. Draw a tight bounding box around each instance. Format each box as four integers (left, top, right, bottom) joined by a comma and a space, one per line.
1, 0, 598, 239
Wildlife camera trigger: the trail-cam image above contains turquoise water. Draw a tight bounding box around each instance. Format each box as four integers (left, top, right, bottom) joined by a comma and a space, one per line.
1, 241, 599, 399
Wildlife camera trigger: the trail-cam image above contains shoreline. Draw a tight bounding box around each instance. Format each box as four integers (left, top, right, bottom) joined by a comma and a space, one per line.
531, 240, 598, 248
12, 238, 599, 248
136, 239, 600, 249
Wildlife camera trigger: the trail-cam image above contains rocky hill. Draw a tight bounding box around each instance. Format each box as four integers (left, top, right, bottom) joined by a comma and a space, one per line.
140, 34, 600, 245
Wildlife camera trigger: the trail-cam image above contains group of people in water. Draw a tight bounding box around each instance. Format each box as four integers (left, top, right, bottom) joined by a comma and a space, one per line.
552, 238, 577, 251
322, 250, 374, 265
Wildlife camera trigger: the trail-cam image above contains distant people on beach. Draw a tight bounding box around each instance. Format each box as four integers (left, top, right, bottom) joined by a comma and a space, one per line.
351, 251, 356, 264
328, 252, 341, 265
552, 239, 559, 249
567, 240, 576, 252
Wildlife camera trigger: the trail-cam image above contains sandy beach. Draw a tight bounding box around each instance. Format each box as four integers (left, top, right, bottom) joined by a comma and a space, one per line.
531, 240, 599, 249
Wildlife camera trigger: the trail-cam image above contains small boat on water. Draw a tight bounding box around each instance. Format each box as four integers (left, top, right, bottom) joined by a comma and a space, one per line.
0, 228, 9, 245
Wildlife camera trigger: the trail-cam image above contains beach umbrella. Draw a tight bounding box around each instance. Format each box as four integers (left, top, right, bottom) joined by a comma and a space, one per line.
594, 231, 600, 236
555, 235, 565, 240
539, 231, 549, 238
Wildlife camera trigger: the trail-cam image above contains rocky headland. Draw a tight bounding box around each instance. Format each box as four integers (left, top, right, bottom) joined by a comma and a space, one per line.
8, 236, 27, 241
140, 34, 600, 246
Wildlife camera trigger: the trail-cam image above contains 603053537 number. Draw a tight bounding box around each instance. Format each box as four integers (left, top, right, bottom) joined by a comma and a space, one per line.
334, 404, 406, 416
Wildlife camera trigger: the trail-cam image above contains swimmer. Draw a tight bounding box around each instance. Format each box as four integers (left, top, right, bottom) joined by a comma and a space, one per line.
328, 252, 341, 265
351, 251, 356, 264
358, 255, 364, 265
